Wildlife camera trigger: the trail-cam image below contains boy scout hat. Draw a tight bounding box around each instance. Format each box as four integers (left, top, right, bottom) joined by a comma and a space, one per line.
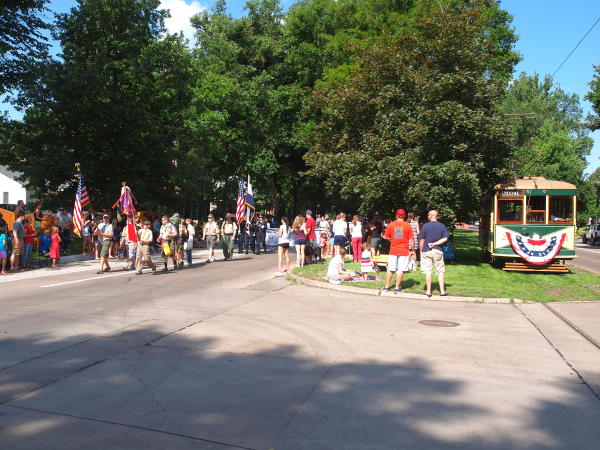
144, 220, 152, 225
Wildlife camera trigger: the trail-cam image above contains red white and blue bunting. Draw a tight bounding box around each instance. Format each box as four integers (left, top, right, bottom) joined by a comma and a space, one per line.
505, 230, 566, 265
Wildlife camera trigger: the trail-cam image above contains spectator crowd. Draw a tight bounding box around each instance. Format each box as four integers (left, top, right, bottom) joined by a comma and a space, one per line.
0, 202, 452, 296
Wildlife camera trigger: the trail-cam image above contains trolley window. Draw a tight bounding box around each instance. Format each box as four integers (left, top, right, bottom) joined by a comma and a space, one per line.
498, 199, 523, 224
549, 197, 573, 224
526, 196, 545, 224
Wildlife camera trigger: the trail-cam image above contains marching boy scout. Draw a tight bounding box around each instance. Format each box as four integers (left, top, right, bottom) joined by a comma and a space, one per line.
136, 220, 157, 275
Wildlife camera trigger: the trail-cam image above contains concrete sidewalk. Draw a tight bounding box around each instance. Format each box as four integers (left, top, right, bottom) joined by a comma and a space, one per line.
0, 247, 226, 284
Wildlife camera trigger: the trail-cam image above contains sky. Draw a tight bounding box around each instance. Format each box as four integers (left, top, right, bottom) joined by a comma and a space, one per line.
5, 0, 600, 172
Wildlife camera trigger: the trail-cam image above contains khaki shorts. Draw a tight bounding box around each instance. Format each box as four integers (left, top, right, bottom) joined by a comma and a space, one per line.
100, 240, 111, 258
421, 249, 445, 274
12, 240, 24, 256
206, 235, 217, 250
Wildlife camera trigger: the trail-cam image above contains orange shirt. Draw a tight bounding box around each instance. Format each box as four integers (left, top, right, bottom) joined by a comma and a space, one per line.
384, 220, 414, 256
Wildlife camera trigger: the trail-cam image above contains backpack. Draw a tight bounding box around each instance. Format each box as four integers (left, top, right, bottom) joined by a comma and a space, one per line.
442, 241, 454, 260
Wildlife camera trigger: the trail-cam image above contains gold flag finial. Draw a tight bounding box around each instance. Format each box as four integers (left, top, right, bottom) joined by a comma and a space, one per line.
75, 162, 81, 172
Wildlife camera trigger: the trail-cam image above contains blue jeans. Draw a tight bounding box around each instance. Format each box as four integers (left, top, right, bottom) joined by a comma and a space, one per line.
22, 241, 33, 266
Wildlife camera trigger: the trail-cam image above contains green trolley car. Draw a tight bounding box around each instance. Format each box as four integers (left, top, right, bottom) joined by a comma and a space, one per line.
480, 177, 577, 272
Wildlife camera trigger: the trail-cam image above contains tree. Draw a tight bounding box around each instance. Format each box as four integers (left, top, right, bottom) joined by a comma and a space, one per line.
0, 0, 49, 98
304, 0, 518, 221
499, 73, 593, 217
2, 0, 195, 210
585, 64, 600, 131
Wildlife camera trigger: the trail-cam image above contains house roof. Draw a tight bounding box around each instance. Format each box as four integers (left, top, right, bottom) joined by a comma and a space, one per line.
0, 165, 22, 181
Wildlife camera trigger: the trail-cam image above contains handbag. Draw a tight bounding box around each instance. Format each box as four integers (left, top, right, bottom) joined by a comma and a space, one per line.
162, 241, 172, 256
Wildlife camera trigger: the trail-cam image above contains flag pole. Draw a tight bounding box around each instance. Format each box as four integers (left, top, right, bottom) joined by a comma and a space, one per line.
74, 162, 94, 213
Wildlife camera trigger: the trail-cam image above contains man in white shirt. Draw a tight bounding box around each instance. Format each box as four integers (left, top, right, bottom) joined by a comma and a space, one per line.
96, 214, 113, 274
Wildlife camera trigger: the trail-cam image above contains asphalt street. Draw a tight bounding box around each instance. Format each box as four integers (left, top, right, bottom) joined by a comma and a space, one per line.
0, 250, 599, 449
572, 241, 600, 274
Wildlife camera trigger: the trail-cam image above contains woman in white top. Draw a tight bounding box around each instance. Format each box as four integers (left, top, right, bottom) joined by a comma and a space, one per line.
332, 212, 348, 256
276, 216, 290, 273
349, 215, 363, 262
326, 247, 354, 282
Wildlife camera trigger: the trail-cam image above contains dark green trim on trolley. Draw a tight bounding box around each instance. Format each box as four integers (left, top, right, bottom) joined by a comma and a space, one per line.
522, 189, 577, 196
493, 247, 576, 258
498, 224, 574, 234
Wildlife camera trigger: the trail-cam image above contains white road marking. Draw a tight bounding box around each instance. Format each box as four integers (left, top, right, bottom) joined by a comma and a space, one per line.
40, 271, 134, 288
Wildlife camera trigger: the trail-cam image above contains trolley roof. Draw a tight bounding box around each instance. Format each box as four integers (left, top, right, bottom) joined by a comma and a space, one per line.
495, 177, 576, 191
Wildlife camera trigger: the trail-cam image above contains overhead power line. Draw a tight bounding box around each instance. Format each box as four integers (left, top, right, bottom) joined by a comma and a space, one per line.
552, 15, 600, 78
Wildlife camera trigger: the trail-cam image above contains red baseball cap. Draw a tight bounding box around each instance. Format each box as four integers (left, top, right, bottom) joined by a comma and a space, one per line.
396, 208, 406, 218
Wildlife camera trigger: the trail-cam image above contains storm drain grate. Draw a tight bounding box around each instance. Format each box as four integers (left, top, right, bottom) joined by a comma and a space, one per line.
419, 320, 460, 327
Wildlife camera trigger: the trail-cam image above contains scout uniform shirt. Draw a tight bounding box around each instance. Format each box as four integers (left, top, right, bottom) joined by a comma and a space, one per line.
159, 223, 176, 241
138, 227, 153, 243
203, 221, 219, 236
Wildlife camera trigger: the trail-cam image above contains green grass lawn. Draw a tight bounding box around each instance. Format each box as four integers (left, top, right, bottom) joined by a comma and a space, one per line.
293, 230, 600, 302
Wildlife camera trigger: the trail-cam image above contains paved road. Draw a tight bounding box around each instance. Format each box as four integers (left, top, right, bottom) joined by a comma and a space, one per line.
572, 242, 600, 274
1, 252, 599, 449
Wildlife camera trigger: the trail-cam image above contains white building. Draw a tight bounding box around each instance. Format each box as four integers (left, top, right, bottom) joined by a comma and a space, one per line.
0, 166, 28, 206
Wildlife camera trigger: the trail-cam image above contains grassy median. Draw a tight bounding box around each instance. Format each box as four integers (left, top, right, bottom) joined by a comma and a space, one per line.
293, 230, 600, 302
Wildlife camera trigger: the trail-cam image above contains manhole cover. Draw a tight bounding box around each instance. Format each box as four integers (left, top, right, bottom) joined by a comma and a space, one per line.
419, 320, 460, 327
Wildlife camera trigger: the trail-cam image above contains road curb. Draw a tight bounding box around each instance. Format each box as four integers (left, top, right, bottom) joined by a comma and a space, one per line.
59, 254, 95, 263
287, 272, 523, 304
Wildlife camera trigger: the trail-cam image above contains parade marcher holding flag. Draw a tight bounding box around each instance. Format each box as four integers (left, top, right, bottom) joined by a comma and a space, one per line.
245, 176, 255, 224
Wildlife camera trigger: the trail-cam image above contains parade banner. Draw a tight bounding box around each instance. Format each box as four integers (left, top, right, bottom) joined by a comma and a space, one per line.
112, 182, 138, 242
505, 230, 566, 265
265, 228, 279, 247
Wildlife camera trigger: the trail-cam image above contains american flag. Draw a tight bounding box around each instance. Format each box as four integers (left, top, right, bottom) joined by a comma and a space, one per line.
73, 173, 90, 236
235, 178, 246, 224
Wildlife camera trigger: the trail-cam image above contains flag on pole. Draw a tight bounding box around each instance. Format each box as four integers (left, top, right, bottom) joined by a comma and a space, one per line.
245, 175, 256, 222
112, 183, 138, 242
73, 172, 90, 237
235, 178, 246, 224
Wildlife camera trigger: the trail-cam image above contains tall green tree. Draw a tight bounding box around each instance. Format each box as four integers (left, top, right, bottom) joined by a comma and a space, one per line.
586, 64, 600, 131
187, 0, 297, 214
0, 0, 49, 98
499, 73, 592, 218
3, 0, 195, 209
304, 0, 518, 221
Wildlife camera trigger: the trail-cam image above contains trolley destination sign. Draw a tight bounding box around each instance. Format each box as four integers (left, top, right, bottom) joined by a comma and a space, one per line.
498, 190, 524, 198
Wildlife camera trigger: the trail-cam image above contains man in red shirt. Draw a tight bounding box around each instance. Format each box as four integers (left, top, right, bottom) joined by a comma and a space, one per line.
382, 209, 415, 293
305, 210, 318, 261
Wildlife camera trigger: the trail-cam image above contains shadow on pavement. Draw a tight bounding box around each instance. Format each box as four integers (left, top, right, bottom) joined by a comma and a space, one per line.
0, 324, 599, 449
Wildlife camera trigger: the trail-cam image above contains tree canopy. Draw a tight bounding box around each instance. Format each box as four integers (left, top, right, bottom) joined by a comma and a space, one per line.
11, 0, 595, 223
499, 72, 593, 220
2, 0, 195, 210
586, 64, 600, 131
0, 0, 50, 98
304, 0, 519, 221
